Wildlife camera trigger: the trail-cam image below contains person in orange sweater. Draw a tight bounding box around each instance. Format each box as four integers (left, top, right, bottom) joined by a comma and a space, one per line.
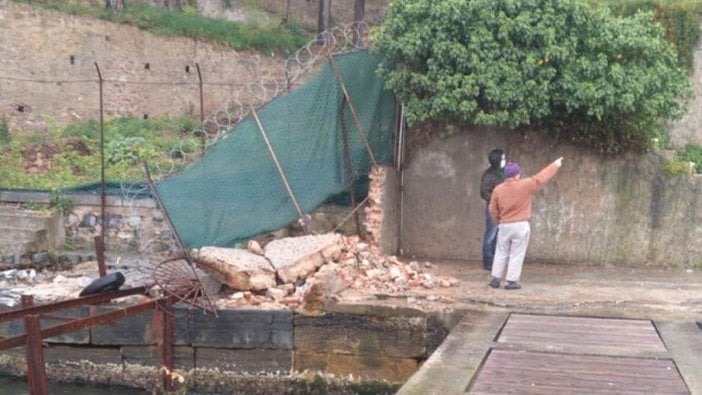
488, 157, 564, 289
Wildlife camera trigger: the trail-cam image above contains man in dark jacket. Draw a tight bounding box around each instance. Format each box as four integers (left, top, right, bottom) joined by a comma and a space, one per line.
480, 149, 505, 270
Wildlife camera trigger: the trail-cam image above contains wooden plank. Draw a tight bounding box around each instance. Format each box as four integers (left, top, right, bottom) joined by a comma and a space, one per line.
498, 314, 667, 352
508, 314, 654, 327
498, 333, 665, 348
470, 350, 689, 395
499, 331, 664, 345
502, 320, 659, 333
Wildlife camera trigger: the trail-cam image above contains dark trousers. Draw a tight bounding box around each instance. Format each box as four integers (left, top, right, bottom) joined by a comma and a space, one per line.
482, 206, 498, 270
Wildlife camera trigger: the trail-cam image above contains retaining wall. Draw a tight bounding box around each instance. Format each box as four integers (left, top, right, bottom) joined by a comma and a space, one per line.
0, 304, 459, 392
0, 190, 364, 257
397, 126, 702, 267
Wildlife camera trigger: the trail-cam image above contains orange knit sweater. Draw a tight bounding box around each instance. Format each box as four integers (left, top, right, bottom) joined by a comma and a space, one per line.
489, 162, 559, 223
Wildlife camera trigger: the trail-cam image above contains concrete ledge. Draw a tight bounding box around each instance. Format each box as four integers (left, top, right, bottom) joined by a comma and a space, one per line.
397, 311, 508, 395
44, 345, 123, 366
185, 309, 293, 350
656, 321, 702, 395
0, 190, 156, 209
121, 345, 194, 371
195, 348, 292, 374
294, 312, 427, 359
294, 351, 417, 383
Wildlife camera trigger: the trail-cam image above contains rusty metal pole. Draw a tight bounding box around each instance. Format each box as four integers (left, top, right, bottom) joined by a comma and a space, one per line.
196, 63, 205, 157
250, 107, 310, 234
94, 62, 107, 278
159, 297, 176, 391
142, 162, 218, 316
338, 96, 363, 239
24, 315, 49, 395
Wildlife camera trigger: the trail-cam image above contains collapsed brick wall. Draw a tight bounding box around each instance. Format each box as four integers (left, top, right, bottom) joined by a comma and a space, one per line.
363, 165, 386, 249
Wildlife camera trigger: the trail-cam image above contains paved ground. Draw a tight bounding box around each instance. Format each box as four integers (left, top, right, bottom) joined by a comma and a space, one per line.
380, 261, 702, 395
341, 260, 702, 321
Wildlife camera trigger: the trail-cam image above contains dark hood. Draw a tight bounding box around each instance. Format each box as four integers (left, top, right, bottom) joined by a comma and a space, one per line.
488, 149, 504, 169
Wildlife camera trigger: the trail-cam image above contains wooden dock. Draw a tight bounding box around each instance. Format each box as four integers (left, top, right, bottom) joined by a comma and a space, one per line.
469, 314, 688, 394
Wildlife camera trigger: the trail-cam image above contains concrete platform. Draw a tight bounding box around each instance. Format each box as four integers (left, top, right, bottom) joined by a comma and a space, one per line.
335, 260, 702, 395
397, 312, 702, 395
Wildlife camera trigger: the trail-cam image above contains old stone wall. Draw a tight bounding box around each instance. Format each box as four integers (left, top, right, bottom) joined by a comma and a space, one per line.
398, 126, 702, 267
0, 0, 284, 133
0, 190, 368, 255
0, 304, 453, 391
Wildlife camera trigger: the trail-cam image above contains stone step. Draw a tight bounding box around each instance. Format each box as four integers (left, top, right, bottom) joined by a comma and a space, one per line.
0, 210, 54, 230
0, 226, 48, 254
0, 208, 64, 254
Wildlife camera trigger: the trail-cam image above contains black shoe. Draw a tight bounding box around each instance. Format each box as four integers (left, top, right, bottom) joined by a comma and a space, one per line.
489, 277, 500, 288
505, 281, 522, 290
483, 264, 492, 271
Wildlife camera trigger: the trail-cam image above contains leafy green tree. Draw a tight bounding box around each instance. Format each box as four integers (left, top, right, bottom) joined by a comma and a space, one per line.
375, 0, 694, 153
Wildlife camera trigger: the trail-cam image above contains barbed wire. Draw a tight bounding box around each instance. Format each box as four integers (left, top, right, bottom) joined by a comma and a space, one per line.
110, 22, 371, 262
0, 75, 282, 88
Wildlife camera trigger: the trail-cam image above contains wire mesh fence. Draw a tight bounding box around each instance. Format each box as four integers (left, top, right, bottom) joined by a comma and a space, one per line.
0, 23, 396, 255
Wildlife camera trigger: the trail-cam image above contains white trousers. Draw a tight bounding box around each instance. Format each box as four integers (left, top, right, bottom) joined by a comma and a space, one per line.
491, 221, 531, 282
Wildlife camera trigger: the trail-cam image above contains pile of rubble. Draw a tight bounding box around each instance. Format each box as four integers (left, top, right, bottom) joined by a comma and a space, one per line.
194, 166, 460, 311
0, 264, 99, 308
0, 166, 460, 311
195, 232, 460, 312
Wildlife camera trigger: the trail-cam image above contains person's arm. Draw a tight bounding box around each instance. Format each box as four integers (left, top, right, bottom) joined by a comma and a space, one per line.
480, 171, 498, 202
527, 157, 563, 192
489, 188, 500, 222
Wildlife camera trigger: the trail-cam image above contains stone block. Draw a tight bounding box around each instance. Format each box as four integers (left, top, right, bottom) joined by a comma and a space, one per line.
186, 309, 292, 350
44, 345, 122, 366
195, 348, 292, 374
294, 351, 417, 383
0, 307, 90, 344
121, 345, 194, 371
90, 305, 155, 345
294, 313, 426, 359
191, 247, 275, 291
264, 233, 341, 284
43, 306, 91, 344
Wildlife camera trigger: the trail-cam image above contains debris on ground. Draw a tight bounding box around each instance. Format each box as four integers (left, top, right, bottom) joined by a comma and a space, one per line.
0, 167, 459, 311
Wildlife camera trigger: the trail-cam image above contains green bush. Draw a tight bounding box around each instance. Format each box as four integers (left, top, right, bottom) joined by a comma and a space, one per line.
663, 158, 695, 176
0, 114, 200, 189
601, 0, 702, 70
678, 143, 702, 173
49, 190, 74, 213
375, 0, 693, 153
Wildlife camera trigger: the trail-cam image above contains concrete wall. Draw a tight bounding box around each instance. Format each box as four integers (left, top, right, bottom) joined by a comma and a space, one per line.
0, 304, 454, 391
398, 126, 702, 267
0, 190, 369, 256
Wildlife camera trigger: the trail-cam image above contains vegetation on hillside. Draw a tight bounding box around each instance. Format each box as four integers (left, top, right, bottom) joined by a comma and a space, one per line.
12, 0, 309, 55
375, 0, 696, 154
601, 0, 702, 70
661, 142, 702, 175
0, 115, 201, 190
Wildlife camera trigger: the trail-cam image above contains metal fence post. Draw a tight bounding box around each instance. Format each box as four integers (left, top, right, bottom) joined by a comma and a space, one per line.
94, 62, 107, 278
24, 315, 49, 395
